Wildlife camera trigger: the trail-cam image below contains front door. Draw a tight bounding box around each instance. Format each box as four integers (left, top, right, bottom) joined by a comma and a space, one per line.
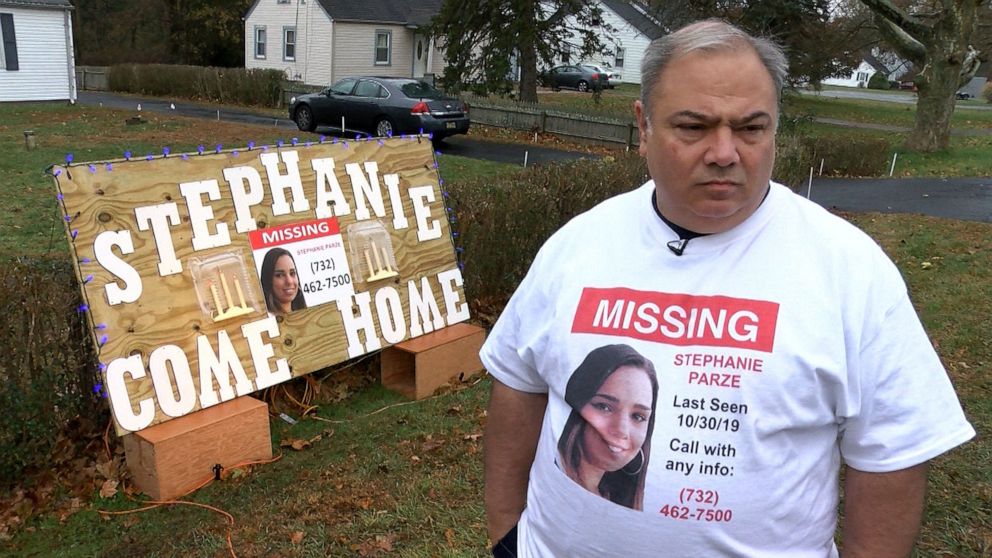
413, 34, 429, 78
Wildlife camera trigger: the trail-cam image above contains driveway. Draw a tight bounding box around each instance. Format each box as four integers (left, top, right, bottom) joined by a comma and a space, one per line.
808, 177, 992, 223
76, 91, 598, 167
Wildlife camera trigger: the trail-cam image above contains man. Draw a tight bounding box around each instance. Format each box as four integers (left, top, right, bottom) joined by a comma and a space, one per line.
480, 19, 974, 558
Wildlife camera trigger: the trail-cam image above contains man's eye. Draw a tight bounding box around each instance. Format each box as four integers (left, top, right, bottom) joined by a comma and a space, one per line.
677, 124, 705, 131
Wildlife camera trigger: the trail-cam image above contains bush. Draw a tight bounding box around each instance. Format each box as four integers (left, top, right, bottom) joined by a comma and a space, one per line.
0, 258, 101, 490
867, 72, 891, 90
449, 155, 648, 308
983, 81, 992, 104
107, 64, 284, 107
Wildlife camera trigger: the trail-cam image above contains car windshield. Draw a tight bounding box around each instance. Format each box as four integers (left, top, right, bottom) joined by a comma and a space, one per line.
399, 81, 444, 99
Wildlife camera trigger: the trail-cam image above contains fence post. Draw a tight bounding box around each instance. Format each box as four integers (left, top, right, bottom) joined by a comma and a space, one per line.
625, 122, 634, 149
540, 111, 547, 133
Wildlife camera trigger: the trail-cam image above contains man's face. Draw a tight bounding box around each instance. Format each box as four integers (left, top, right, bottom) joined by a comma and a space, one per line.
634, 48, 778, 234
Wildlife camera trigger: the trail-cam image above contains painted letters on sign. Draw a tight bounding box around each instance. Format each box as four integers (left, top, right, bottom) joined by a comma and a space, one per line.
54, 139, 468, 434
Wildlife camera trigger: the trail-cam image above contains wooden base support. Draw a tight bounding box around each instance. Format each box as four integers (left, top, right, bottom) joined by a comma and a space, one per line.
123, 396, 272, 501
381, 322, 486, 399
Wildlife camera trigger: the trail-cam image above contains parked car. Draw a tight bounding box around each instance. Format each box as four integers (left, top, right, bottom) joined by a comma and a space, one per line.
955, 91, 973, 100
289, 77, 470, 140
580, 63, 619, 88
539, 65, 607, 92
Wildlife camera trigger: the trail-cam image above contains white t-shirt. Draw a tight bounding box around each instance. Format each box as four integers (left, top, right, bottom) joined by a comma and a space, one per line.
480, 181, 975, 558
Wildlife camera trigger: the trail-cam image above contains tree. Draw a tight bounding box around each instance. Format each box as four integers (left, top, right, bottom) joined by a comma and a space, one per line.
643, 0, 867, 87
430, 0, 610, 102
859, 0, 984, 151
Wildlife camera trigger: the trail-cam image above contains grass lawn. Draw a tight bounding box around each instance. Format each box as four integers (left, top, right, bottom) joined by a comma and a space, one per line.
0, 102, 520, 261
0, 101, 989, 557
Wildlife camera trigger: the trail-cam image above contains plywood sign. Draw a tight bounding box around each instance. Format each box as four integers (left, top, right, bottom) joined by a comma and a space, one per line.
54, 138, 469, 435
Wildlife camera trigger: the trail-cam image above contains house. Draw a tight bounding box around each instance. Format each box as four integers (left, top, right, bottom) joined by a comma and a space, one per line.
0, 0, 76, 103
958, 61, 989, 99
244, 0, 445, 88
821, 51, 911, 88
559, 0, 665, 84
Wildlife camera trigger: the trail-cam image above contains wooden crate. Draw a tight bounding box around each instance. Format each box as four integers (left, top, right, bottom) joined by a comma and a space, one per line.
123, 396, 272, 501
381, 323, 486, 399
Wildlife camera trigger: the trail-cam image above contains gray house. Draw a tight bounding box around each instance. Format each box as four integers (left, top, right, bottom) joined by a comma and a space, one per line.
244, 0, 445, 87
0, 0, 75, 102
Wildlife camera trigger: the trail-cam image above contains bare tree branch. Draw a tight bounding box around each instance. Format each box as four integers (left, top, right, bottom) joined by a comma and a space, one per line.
874, 13, 928, 63
860, 0, 934, 39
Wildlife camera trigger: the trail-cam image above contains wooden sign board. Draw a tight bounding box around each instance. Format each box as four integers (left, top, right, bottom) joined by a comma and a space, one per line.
54, 137, 469, 435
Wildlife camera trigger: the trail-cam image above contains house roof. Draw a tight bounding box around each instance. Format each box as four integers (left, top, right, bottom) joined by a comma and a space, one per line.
863, 53, 891, 76
314, 0, 442, 26
0, 0, 72, 8
599, 0, 665, 40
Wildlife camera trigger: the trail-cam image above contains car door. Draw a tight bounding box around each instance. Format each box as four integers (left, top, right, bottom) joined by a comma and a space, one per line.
314, 78, 357, 130
350, 79, 385, 132
549, 66, 567, 89
560, 66, 580, 89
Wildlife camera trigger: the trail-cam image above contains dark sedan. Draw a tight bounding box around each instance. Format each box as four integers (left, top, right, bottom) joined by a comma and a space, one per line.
289, 77, 470, 140
539, 65, 607, 92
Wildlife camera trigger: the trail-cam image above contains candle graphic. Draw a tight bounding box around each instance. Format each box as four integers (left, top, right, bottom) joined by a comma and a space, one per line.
220, 272, 235, 308
371, 240, 384, 271
364, 249, 375, 280
380, 245, 393, 272
210, 281, 223, 316
234, 276, 247, 308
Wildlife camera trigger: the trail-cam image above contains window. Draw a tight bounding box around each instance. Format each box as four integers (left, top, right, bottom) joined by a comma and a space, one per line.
329, 78, 357, 95
277, 0, 290, 3
355, 80, 386, 98
0, 13, 18, 71
561, 43, 571, 63
283, 27, 296, 61
857, 71, 868, 82
374, 30, 391, 65
614, 47, 625, 69
255, 26, 266, 59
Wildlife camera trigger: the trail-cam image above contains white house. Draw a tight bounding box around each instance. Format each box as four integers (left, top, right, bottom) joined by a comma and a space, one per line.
0, 0, 75, 102
244, 0, 446, 87
559, 0, 665, 84
821, 51, 911, 89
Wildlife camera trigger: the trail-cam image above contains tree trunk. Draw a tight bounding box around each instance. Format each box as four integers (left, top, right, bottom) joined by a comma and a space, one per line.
517, 0, 539, 103
909, 48, 960, 152
518, 45, 539, 103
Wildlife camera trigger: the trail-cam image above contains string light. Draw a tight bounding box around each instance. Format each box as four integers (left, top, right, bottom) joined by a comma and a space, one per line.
163, 147, 171, 157
105, 163, 113, 171
248, 141, 256, 150
124, 151, 132, 160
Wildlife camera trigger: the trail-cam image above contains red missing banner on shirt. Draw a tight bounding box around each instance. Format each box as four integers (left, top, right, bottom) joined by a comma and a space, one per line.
248, 217, 341, 249
571, 287, 778, 352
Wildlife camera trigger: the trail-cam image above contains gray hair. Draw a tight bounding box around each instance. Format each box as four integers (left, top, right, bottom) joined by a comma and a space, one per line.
640, 19, 789, 121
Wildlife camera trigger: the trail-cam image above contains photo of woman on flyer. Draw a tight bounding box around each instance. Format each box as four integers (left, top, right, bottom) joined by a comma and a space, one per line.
558, 344, 659, 510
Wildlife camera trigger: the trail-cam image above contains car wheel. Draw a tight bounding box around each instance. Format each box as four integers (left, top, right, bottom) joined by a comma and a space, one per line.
294, 105, 315, 132
375, 117, 395, 138
577, 80, 589, 92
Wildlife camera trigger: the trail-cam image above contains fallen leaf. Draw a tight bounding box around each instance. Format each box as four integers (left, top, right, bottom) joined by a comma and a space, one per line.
290, 530, 305, 544
280, 438, 311, 451
444, 528, 456, 546
463, 433, 482, 442
99, 479, 118, 499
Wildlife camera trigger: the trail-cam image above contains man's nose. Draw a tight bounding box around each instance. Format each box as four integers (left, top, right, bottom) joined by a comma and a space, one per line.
704, 127, 740, 167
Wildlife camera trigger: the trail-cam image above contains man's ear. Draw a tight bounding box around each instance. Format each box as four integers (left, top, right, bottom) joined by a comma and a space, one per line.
633, 100, 650, 156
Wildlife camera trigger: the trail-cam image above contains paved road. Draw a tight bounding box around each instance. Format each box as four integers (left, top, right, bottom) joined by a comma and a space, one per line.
77, 92, 992, 223
76, 91, 598, 167
808, 177, 992, 223
798, 87, 992, 111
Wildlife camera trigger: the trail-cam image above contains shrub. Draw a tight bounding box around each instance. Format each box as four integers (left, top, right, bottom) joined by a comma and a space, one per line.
107, 64, 284, 107
449, 155, 648, 309
867, 72, 891, 90
0, 258, 101, 489
983, 81, 992, 104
